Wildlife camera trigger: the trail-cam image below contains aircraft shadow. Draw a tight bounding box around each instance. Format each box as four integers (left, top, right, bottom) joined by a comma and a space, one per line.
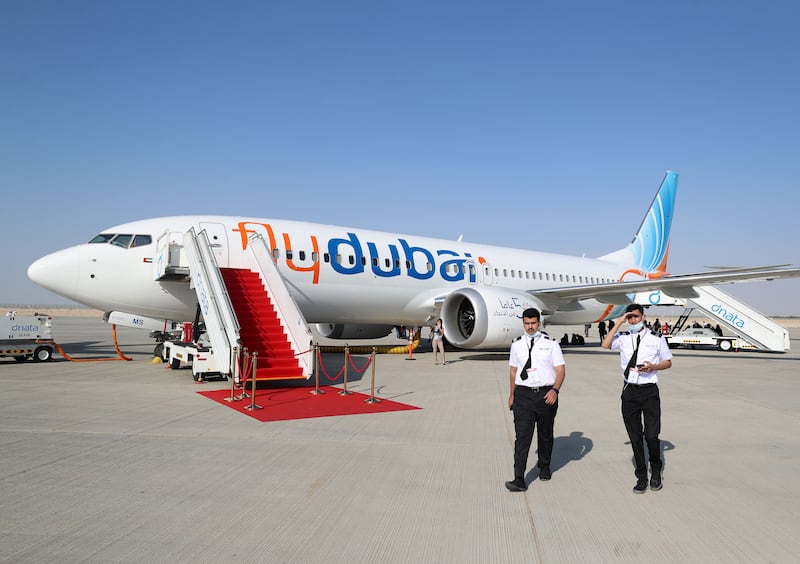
261, 352, 372, 388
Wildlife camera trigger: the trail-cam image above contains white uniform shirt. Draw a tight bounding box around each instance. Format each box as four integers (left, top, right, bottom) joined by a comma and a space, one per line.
509, 333, 565, 387
610, 328, 673, 384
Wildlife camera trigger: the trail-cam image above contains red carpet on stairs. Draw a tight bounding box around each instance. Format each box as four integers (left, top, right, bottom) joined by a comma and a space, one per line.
220, 267, 305, 381
197, 386, 421, 422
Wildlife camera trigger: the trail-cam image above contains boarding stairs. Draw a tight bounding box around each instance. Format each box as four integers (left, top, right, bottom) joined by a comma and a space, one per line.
661, 285, 790, 352
155, 228, 313, 381
685, 285, 789, 352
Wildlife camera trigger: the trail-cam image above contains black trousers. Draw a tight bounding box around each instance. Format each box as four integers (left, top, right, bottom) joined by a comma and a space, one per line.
513, 386, 558, 479
621, 383, 662, 479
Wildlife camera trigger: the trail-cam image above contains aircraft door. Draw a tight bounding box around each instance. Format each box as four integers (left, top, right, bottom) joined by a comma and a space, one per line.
199, 222, 229, 267
482, 262, 494, 286
465, 260, 478, 285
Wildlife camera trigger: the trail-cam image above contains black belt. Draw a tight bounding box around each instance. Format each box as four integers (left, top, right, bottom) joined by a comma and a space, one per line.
624, 382, 656, 387
517, 385, 553, 392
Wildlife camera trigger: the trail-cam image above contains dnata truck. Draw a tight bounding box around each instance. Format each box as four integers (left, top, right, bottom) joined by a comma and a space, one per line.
1, 314, 55, 362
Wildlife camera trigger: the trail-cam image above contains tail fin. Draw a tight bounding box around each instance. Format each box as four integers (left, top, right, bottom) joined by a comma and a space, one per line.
599, 171, 678, 273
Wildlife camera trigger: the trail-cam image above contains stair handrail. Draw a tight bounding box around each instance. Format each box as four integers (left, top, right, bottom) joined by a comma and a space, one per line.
183, 228, 241, 378
245, 233, 314, 377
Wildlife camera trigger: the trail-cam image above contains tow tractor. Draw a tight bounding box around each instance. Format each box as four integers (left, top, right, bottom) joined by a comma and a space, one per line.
1, 314, 55, 362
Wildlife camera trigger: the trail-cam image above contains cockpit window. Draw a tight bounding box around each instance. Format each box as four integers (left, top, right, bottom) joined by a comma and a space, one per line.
88, 233, 151, 248
110, 234, 133, 248
131, 235, 152, 247
89, 234, 115, 244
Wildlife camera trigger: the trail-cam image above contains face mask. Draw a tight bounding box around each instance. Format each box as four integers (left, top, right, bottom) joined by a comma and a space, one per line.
529, 331, 541, 339
629, 321, 644, 332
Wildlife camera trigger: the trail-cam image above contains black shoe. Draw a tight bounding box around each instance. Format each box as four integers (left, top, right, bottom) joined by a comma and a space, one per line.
633, 478, 648, 494
505, 478, 527, 492
539, 467, 552, 481
650, 471, 663, 491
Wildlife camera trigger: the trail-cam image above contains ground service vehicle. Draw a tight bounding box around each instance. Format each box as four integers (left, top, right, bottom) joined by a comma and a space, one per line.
0, 314, 55, 362
161, 325, 222, 381
665, 328, 746, 352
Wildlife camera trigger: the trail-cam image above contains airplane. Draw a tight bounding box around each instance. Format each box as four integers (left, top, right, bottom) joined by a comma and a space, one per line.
27, 171, 800, 350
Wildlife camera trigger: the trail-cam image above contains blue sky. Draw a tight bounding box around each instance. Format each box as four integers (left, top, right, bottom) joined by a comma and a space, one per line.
2, 0, 799, 314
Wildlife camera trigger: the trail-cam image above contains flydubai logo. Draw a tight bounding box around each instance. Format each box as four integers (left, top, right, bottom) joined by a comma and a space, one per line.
232, 222, 483, 285
711, 303, 746, 329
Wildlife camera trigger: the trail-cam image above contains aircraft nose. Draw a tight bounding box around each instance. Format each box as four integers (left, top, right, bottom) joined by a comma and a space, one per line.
28, 248, 81, 300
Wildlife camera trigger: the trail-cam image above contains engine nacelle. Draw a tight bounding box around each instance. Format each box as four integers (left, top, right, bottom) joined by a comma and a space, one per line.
315, 323, 395, 340
440, 287, 547, 349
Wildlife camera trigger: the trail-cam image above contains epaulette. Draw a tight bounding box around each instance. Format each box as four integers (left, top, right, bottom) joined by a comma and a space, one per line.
619, 330, 632, 335
512, 335, 523, 343
650, 329, 664, 338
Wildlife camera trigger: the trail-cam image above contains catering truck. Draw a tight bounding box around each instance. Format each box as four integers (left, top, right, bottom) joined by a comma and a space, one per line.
0, 314, 55, 362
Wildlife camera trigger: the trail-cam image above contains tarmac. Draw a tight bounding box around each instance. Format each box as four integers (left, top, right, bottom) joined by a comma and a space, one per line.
1, 317, 798, 563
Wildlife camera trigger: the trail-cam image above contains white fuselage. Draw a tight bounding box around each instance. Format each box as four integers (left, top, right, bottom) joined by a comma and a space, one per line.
28, 215, 635, 331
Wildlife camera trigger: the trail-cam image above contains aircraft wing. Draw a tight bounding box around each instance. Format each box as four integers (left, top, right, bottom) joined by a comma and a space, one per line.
529, 265, 800, 312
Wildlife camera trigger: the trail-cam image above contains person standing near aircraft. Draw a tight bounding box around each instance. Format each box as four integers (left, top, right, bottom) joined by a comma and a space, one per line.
598, 320, 607, 342
601, 304, 672, 494
430, 318, 445, 365
505, 308, 566, 492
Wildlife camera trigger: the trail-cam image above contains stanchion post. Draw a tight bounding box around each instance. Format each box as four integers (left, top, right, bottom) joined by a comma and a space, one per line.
365, 347, 381, 404
238, 346, 250, 399
310, 343, 325, 395
339, 344, 353, 395
223, 345, 239, 402
244, 352, 263, 411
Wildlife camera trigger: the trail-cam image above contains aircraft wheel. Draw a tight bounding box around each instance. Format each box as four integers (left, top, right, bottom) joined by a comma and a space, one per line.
34, 346, 53, 362
154, 343, 164, 358
718, 340, 733, 352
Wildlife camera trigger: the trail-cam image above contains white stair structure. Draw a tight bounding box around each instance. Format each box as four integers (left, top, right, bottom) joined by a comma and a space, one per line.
659, 285, 790, 352
182, 228, 241, 379
684, 285, 789, 352
153, 226, 313, 379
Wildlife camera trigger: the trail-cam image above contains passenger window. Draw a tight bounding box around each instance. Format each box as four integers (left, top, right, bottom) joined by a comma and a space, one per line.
286, 250, 293, 260
272, 248, 281, 260
299, 251, 306, 261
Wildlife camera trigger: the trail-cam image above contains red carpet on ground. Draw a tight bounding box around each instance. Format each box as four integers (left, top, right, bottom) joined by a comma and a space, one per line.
197, 386, 421, 422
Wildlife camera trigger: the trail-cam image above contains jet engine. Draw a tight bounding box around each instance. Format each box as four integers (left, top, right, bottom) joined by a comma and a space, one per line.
315, 323, 395, 340
440, 287, 547, 349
